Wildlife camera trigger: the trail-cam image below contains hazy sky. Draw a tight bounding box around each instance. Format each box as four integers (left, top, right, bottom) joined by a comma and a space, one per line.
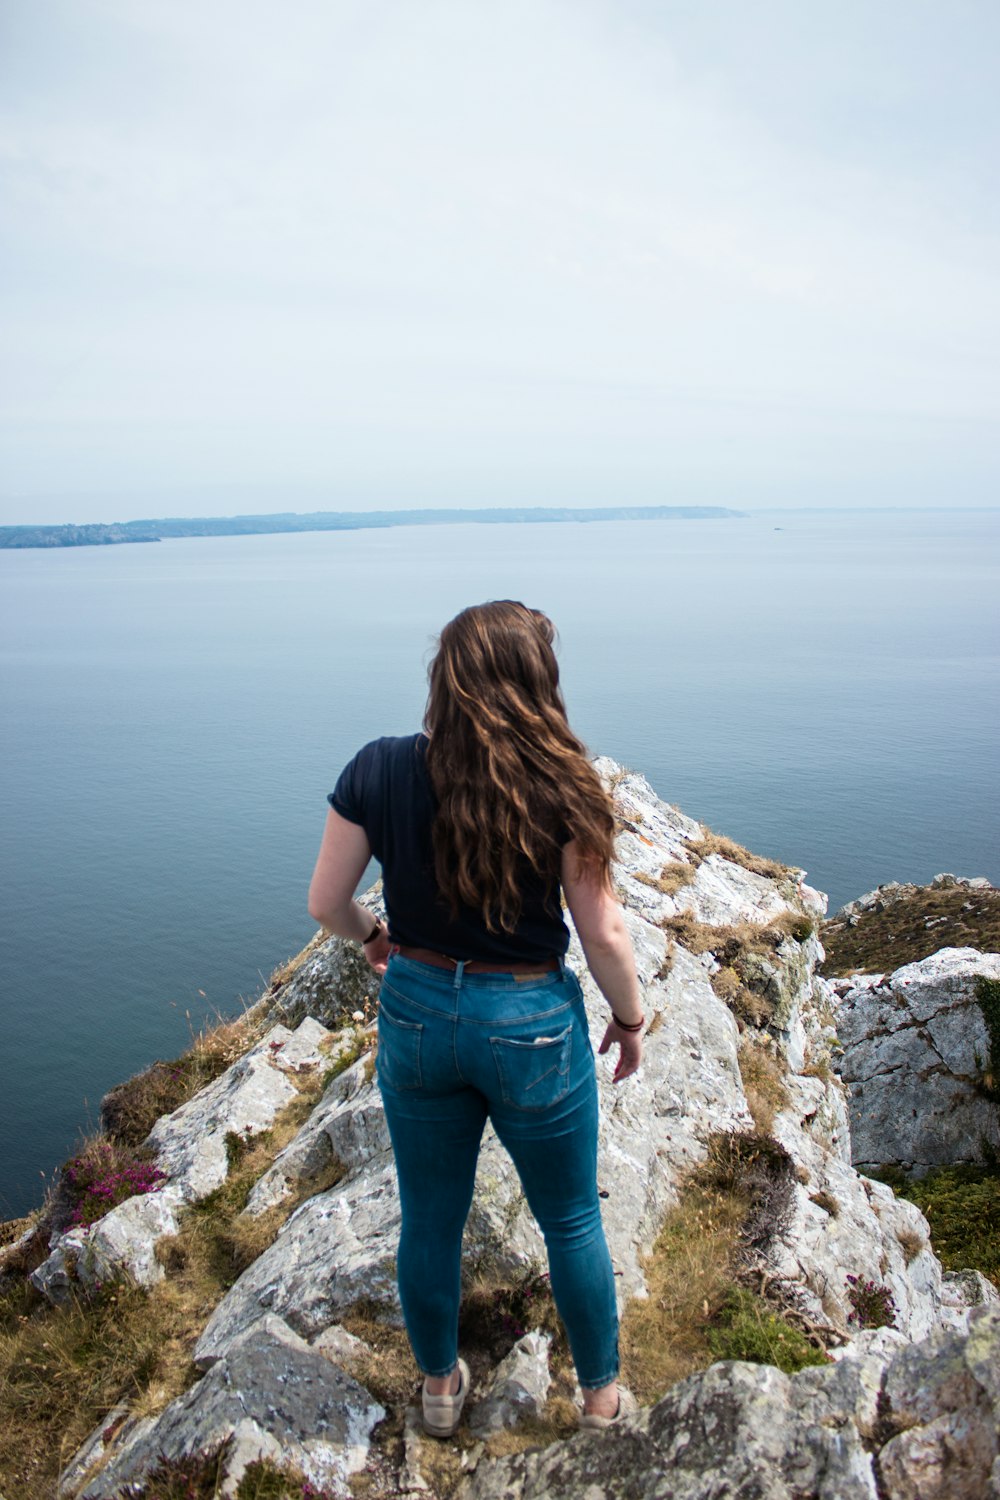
2, 0, 998, 524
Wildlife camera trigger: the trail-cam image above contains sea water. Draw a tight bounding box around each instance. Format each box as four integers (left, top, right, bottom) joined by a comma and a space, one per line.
1, 509, 997, 1216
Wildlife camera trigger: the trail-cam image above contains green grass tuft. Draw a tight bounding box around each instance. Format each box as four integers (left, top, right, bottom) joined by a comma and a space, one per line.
706, 1286, 829, 1371
870, 1162, 1000, 1290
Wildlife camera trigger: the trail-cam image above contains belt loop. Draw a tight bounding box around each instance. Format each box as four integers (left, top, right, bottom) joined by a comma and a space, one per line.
453, 960, 466, 990
558, 955, 567, 979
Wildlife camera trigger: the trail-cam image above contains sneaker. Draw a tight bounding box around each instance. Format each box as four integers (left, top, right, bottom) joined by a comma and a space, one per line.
578, 1385, 638, 1431
421, 1357, 470, 1438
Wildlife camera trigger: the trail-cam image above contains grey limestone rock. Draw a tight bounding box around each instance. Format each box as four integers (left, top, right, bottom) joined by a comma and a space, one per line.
831, 947, 1000, 1174
145, 1016, 333, 1199
55, 760, 1000, 1499
266, 894, 385, 1029
78, 1314, 385, 1499
460, 1306, 1000, 1500
469, 1329, 553, 1436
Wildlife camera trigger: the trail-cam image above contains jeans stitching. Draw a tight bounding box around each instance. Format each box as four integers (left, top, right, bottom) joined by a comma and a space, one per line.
489, 1028, 573, 1111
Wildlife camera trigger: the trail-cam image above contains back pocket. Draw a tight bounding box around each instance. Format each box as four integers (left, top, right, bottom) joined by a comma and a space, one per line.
377, 1007, 423, 1092
490, 1024, 572, 1111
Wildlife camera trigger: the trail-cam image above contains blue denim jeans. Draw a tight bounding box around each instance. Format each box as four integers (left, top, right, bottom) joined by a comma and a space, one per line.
376, 951, 620, 1388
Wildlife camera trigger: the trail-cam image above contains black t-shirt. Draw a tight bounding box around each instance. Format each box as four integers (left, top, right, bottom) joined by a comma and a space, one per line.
328, 732, 570, 962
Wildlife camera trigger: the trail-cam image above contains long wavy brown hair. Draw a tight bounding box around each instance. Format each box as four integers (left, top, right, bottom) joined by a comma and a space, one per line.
423, 600, 615, 931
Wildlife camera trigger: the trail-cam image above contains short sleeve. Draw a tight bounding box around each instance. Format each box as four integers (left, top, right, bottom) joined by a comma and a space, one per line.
327, 745, 369, 827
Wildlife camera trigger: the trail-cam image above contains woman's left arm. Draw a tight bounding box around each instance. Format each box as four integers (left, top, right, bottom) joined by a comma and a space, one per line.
307, 809, 391, 973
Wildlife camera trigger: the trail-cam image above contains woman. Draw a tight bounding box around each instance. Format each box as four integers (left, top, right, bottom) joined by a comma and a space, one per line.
308, 601, 644, 1437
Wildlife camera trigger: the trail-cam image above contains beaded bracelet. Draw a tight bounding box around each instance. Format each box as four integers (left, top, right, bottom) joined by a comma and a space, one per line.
611, 1011, 645, 1033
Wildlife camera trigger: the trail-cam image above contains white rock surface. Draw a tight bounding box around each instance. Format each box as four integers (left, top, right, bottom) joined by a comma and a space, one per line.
469, 1330, 553, 1436
146, 1016, 333, 1199
830, 948, 1000, 1173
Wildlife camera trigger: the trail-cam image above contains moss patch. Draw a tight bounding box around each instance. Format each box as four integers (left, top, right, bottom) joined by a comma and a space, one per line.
820, 882, 1000, 976
705, 1286, 828, 1371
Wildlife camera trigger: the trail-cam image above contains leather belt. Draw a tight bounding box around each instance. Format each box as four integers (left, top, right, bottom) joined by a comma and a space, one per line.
392, 943, 560, 976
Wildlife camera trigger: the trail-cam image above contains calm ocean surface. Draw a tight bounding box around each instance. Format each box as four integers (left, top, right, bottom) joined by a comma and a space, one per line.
1, 510, 998, 1217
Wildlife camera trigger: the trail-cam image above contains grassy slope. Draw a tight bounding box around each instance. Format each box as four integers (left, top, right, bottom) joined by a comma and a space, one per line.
821, 882, 1000, 976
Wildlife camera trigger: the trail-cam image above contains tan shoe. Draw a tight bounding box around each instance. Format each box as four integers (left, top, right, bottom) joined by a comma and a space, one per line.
422, 1357, 470, 1438
578, 1385, 638, 1431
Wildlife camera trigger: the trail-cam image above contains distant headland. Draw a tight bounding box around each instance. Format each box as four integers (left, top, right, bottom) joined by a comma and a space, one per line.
0, 504, 745, 550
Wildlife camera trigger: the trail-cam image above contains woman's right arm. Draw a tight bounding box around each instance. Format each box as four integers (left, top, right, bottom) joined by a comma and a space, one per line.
561, 841, 644, 1082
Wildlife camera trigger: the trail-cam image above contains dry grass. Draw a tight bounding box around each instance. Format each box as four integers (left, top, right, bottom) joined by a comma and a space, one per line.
809, 1190, 840, 1218
820, 882, 1000, 976
711, 966, 773, 1029
620, 1173, 749, 1403
895, 1226, 927, 1265
633, 861, 697, 897
621, 1128, 801, 1402
685, 832, 791, 882
0, 1275, 185, 1498
801, 1053, 833, 1083
738, 1035, 791, 1132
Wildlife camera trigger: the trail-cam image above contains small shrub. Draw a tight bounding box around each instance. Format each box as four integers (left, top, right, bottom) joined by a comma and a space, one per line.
768, 910, 816, 944
700, 1130, 797, 1255
60, 1139, 167, 1230
116, 1448, 228, 1498
706, 1286, 828, 1372
458, 1271, 564, 1367
895, 1226, 925, 1264
844, 1274, 897, 1329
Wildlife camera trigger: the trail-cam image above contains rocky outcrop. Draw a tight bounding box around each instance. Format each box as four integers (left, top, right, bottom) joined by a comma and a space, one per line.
459, 1303, 1000, 1500
69, 1315, 385, 1499
829, 947, 1000, 1175
47, 762, 996, 1499
30, 1017, 338, 1304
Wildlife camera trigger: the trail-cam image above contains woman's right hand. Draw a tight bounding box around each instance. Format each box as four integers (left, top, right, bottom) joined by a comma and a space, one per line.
597, 1021, 643, 1083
